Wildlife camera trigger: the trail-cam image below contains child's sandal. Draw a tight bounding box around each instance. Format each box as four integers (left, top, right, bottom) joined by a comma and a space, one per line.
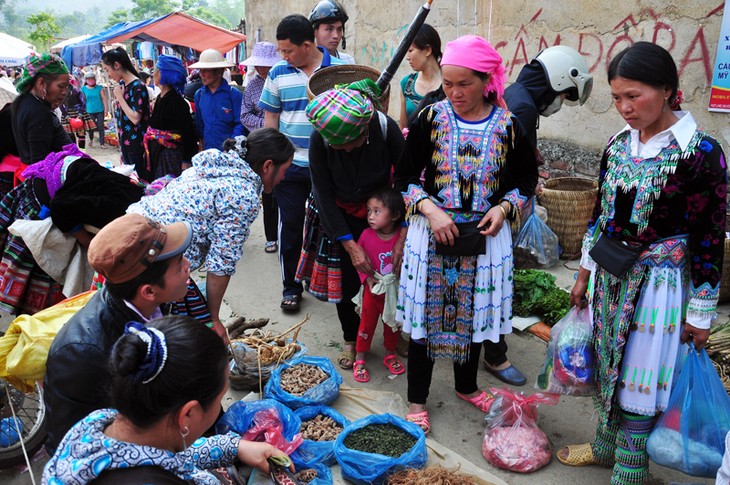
353, 360, 370, 383
383, 354, 405, 375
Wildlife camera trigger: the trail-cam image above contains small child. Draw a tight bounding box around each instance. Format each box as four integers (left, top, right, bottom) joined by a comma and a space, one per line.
353, 187, 406, 383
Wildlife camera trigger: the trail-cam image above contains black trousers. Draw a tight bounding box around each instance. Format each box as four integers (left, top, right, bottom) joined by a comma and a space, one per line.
407, 339, 482, 404
482, 335, 509, 367
262, 191, 278, 242
334, 212, 369, 343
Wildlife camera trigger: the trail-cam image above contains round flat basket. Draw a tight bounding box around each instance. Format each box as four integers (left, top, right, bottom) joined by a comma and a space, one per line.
537, 177, 598, 258
307, 64, 390, 111
719, 238, 730, 303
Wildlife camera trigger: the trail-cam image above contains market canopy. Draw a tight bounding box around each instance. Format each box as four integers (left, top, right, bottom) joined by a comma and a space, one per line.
0, 33, 35, 66
51, 34, 92, 53
61, 12, 246, 67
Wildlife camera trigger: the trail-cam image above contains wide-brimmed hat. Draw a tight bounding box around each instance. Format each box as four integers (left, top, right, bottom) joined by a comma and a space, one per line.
189, 49, 234, 69
241, 42, 280, 67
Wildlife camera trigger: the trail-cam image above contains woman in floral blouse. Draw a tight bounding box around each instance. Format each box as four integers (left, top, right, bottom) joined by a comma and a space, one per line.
558, 42, 727, 485
127, 129, 294, 343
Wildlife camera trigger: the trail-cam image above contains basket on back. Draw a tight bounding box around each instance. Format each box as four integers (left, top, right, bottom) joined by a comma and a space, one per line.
306, 64, 390, 112
537, 177, 598, 259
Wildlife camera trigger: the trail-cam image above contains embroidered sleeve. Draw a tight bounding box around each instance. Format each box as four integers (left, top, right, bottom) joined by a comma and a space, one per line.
499, 117, 537, 216
579, 147, 610, 271
185, 432, 240, 469
685, 136, 727, 328
395, 106, 435, 219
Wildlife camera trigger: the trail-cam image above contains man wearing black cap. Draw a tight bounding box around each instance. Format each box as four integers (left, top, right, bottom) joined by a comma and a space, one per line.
43, 214, 193, 454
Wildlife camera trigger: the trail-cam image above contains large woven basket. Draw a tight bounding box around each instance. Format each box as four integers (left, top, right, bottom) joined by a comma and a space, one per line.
720, 238, 730, 302
306, 64, 390, 112
537, 177, 598, 258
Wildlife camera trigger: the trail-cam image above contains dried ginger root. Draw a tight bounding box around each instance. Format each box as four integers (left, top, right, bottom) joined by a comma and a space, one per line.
280, 363, 328, 396
300, 414, 343, 441
294, 468, 318, 484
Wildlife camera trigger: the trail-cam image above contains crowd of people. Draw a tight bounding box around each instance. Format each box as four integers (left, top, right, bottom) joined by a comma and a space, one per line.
0, 1, 726, 484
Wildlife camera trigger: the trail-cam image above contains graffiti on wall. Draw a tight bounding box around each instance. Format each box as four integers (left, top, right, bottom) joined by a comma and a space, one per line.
359, 23, 409, 68
494, 5, 723, 84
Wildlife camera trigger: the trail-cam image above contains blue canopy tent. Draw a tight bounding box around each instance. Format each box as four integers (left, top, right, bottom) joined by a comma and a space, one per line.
61, 12, 246, 67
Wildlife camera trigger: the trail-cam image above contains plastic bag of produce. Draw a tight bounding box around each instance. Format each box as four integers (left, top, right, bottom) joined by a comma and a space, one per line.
215, 399, 303, 455
229, 340, 307, 391
292, 463, 332, 485
265, 356, 343, 409
482, 388, 559, 473
647, 345, 730, 477
334, 414, 427, 485
513, 198, 559, 269
291, 405, 349, 467
535, 306, 594, 396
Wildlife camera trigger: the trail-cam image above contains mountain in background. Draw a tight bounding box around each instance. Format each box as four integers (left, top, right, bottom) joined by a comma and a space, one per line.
22, 0, 133, 16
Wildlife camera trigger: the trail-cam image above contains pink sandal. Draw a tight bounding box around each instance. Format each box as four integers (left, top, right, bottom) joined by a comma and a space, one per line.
383, 354, 405, 375
456, 390, 494, 413
406, 410, 430, 435
353, 360, 370, 383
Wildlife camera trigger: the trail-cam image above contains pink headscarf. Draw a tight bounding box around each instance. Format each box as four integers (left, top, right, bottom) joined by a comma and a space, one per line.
440, 35, 507, 107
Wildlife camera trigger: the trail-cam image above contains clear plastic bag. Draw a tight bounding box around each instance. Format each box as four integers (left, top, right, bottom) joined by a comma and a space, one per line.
535, 306, 594, 396
482, 388, 559, 473
513, 198, 560, 269
291, 405, 349, 467
647, 345, 730, 478
264, 356, 343, 409
215, 399, 303, 455
334, 414, 428, 485
228, 340, 307, 391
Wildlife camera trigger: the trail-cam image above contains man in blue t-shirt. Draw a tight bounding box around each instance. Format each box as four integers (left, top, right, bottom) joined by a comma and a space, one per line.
259, 14, 344, 312
191, 49, 244, 150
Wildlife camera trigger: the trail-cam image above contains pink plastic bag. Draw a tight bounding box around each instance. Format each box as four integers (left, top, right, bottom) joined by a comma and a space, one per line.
482, 388, 559, 473
239, 407, 303, 456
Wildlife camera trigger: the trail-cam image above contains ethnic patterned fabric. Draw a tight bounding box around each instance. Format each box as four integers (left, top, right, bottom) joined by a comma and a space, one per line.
43, 409, 240, 484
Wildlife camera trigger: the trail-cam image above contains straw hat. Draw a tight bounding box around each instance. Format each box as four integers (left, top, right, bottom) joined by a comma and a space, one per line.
189, 49, 234, 69
241, 42, 280, 67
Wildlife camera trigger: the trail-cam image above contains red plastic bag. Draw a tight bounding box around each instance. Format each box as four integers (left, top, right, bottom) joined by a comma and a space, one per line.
482, 388, 559, 473
241, 407, 303, 456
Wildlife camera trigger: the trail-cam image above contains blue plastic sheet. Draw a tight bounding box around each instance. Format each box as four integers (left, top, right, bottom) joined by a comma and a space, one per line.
334, 414, 427, 485
215, 399, 302, 455
291, 405, 349, 467
647, 345, 730, 477
264, 356, 343, 409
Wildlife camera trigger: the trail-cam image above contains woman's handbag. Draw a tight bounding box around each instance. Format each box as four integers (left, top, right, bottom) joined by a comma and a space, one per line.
435, 220, 486, 257
588, 233, 645, 278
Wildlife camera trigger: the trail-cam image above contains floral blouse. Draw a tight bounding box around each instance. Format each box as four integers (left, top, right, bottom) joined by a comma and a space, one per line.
127, 149, 262, 275
583, 111, 727, 328
115, 79, 150, 155
43, 409, 240, 484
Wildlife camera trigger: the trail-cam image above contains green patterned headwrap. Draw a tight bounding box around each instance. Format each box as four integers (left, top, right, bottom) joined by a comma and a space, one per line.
16, 53, 69, 94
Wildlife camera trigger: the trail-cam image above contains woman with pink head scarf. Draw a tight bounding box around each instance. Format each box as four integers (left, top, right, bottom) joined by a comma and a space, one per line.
394, 35, 538, 434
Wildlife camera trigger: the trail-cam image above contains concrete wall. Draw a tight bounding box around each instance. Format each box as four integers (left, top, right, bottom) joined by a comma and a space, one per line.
246, 0, 730, 164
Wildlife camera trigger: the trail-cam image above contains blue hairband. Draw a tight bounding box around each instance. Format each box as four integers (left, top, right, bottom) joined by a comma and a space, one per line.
124, 321, 168, 384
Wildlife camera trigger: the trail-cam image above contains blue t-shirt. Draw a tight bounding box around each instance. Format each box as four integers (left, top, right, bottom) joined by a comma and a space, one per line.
194, 82, 244, 151
258, 47, 345, 167
81, 85, 104, 114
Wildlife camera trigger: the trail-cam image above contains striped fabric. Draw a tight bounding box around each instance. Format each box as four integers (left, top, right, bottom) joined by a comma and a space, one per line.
170, 279, 213, 329
305, 88, 372, 146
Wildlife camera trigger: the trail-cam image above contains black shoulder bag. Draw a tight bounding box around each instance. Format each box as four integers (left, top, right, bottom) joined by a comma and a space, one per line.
588, 233, 646, 279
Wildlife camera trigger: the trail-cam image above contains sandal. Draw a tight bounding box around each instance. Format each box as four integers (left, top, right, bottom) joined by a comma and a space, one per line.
265, 241, 278, 253
280, 294, 301, 312
383, 354, 405, 375
556, 443, 600, 467
406, 411, 430, 435
353, 360, 370, 383
337, 343, 356, 370
456, 390, 494, 413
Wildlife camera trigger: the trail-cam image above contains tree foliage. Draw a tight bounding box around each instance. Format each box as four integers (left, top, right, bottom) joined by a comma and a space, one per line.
27, 11, 61, 52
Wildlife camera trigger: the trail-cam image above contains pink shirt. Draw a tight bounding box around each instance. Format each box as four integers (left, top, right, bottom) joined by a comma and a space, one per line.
356, 228, 399, 283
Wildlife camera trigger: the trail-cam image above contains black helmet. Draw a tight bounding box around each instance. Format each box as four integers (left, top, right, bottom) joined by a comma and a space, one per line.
308, 0, 349, 26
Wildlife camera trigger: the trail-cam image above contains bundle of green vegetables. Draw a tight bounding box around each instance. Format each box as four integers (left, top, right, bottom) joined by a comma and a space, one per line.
512, 269, 571, 326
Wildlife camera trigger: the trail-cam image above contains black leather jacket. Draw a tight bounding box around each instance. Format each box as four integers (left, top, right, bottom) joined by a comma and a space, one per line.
43, 288, 144, 454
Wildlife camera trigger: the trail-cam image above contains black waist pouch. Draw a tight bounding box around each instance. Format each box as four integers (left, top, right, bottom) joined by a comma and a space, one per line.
435, 220, 486, 257
588, 234, 645, 278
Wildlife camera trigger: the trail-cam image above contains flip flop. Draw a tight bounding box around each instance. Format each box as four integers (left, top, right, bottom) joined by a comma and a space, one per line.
406, 410, 430, 435
337, 343, 356, 370
353, 360, 370, 383
280, 294, 301, 312
265, 241, 278, 253
556, 443, 605, 467
383, 354, 405, 375
456, 390, 494, 413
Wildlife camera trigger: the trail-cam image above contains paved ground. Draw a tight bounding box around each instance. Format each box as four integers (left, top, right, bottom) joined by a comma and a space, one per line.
0, 143, 720, 483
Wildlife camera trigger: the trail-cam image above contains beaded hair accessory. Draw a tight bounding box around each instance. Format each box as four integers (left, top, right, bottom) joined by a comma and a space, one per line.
123, 321, 169, 384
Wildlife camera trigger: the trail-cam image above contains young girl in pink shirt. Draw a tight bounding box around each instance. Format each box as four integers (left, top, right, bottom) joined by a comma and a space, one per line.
353, 187, 406, 383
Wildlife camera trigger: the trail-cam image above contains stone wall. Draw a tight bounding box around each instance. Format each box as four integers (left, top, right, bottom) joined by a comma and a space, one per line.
245, 0, 730, 177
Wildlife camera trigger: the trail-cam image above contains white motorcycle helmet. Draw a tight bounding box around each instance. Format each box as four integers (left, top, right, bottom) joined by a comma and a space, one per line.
535, 46, 593, 106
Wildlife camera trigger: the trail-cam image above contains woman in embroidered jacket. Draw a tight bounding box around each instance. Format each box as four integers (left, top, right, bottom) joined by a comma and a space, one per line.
394, 35, 537, 434
558, 42, 727, 485
43, 315, 291, 484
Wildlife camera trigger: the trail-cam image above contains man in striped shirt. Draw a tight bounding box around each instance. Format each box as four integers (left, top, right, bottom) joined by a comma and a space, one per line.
259, 14, 345, 311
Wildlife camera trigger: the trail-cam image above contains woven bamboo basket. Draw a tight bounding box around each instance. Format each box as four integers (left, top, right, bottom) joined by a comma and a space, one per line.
720, 238, 730, 302
306, 64, 391, 112
537, 177, 598, 258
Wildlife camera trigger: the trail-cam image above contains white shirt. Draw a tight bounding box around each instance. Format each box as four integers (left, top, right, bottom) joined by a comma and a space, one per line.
618, 111, 696, 159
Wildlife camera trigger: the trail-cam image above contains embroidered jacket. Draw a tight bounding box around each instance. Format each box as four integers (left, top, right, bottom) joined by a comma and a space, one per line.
584, 112, 727, 328
394, 99, 537, 220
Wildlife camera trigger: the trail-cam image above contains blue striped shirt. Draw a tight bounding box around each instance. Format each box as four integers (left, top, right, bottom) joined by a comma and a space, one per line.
259, 47, 344, 167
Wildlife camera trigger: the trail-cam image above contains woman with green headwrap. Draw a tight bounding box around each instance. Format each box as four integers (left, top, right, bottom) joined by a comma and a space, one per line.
11, 53, 72, 169
295, 78, 406, 369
